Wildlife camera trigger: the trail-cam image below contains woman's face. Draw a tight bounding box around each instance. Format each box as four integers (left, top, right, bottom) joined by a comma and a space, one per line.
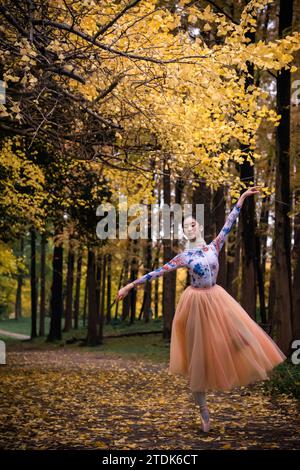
183, 216, 202, 241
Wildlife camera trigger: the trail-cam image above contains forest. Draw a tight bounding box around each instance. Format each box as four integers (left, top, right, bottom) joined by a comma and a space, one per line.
0, 0, 300, 452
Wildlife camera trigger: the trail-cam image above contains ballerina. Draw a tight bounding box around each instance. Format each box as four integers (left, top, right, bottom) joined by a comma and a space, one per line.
116, 186, 287, 433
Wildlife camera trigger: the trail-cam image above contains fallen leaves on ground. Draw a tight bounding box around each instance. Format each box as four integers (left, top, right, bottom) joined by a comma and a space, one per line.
0, 349, 299, 450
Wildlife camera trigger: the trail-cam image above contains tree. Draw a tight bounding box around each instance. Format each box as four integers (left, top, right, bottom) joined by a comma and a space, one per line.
272, 0, 294, 354
1, 0, 300, 202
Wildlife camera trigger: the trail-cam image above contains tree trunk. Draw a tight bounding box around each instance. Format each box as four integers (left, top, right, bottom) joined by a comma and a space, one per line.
140, 159, 156, 323
193, 178, 213, 241
114, 264, 124, 319
173, 177, 185, 298
268, 240, 276, 324
162, 160, 175, 340
15, 237, 24, 320
30, 227, 37, 339
83, 260, 88, 328
86, 248, 99, 346
73, 249, 82, 330
106, 253, 112, 324
63, 239, 74, 332
260, 195, 271, 296
96, 252, 102, 325
291, 0, 300, 342
227, 212, 241, 299
292, 211, 300, 339
239, 28, 258, 319
48, 232, 63, 342
99, 253, 107, 342
140, 204, 153, 323
154, 245, 160, 319
121, 257, 130, 321
129, 241, 138, 325
154, 176, 162, 320
214, 187, 226, 287
255, 230, 266, 323
272, 0, 293, 354
240, 195, 257, 320
39, 232, 47, 336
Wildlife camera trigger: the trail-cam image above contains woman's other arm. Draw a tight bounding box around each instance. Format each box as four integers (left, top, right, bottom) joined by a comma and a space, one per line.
115, 252, 186, 301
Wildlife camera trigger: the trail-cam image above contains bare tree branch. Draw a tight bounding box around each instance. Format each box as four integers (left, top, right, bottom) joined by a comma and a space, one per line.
31, 18, 211, 64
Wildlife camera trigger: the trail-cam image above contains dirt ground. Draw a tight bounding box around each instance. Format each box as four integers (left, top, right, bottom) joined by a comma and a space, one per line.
1, 347, 299, 450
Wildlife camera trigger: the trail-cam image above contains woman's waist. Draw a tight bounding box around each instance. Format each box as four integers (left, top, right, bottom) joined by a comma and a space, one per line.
189, 283, 217, 290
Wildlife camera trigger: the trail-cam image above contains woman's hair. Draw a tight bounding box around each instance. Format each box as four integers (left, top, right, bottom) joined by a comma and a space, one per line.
182, 208, 197, 224
182, 212, 201, 229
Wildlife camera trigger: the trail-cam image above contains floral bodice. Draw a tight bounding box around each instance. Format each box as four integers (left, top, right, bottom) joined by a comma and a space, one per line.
132, 204, 241, 289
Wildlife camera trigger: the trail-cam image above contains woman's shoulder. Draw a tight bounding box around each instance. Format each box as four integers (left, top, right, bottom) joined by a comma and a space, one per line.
172, 242, 187, 254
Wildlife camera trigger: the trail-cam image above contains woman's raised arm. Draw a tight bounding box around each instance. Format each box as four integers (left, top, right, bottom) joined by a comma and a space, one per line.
211, 186, 261, 254
211, 204, 241, 254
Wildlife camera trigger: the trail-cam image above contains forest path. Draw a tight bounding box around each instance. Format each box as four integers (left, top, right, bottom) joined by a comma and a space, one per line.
1, 348, 299, 450
0, 328, 30, 339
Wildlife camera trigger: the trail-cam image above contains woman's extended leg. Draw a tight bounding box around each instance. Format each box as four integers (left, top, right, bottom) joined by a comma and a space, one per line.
192, 391, 210, 432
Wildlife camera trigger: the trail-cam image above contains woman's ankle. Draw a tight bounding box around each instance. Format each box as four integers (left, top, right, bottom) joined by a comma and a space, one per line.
199, 405, 210, 422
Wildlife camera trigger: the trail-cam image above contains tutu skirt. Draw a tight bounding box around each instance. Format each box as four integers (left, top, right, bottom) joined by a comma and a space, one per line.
168, 284, 287, 392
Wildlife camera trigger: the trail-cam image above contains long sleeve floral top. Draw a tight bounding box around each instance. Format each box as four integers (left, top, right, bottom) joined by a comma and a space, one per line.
132, 204, 241, 289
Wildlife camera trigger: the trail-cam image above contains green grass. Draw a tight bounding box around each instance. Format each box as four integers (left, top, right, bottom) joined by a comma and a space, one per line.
0, 316, 34, 335
0, 316, 169, 364
0, 335, 169, 363
0, 316, 163, 336
81, 333, 170, 363
262, 360, 300, 399
0, 316, 85, 336
0, 332, 170, 363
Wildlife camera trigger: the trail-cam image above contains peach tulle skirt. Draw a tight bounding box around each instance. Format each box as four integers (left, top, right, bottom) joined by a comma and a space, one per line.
168, 284, 287, 393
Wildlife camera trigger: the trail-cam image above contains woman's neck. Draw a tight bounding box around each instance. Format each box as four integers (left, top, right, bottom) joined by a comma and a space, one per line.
187, 236, 207, 250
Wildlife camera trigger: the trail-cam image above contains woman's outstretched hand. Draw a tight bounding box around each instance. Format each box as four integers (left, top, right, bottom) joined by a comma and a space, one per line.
243, 185, 261, 198
236, 185, 261, 208
115, 283, 133, 302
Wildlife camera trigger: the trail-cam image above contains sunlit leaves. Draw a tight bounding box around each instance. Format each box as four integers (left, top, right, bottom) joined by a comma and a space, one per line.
1, 0, 300, 202
0, 137, 45, 237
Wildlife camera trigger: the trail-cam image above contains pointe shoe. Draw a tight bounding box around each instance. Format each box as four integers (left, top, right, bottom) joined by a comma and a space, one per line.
200, 416, 211, 432
200, 405, 211, 433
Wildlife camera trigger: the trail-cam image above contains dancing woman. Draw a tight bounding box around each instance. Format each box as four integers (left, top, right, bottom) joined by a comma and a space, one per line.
116, 186, 286, 432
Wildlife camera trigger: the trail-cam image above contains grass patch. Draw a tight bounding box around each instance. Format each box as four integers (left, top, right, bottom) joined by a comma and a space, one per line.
0, 317, 34, 335
79, 332, 170, 363
0, 316, 163, 336
262, 360, 300, 399
1, 332, 170, 364
1, 317, 169, 364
